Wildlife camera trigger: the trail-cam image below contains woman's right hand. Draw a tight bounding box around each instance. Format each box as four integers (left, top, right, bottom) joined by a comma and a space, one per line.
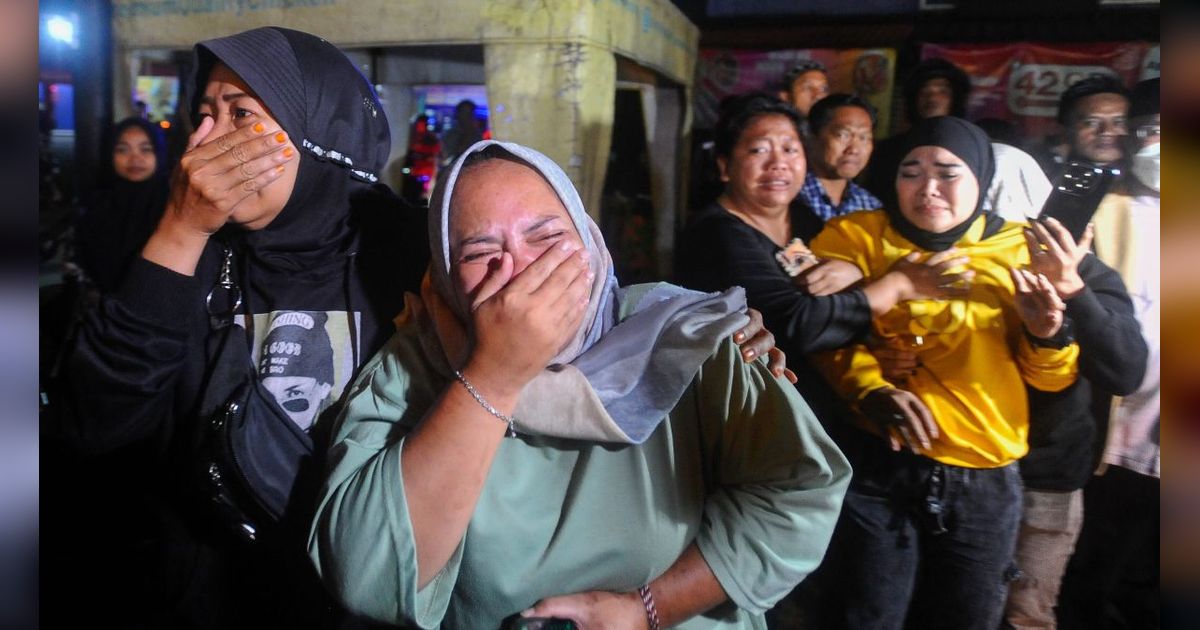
142, 118, 297, 275
859, 387, 939, 453
886, 249, 975, 301
161, 116, 296, 238
464, 242, 593, 400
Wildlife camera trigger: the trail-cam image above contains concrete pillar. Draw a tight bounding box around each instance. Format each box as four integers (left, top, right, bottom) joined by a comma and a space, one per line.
484, 41, 615, 219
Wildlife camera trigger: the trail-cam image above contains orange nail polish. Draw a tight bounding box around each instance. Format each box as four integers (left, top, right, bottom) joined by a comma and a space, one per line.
283, 147, 294, 158
253, 122, 265, 133
276, 165, 285, 173
274, 132, 286, 143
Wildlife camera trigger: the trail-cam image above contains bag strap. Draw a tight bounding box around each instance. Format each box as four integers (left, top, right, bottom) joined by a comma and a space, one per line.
197, 244, 257, 416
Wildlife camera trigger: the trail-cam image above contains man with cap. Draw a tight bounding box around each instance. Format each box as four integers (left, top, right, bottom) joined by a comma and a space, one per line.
1057, 76, 1160, 630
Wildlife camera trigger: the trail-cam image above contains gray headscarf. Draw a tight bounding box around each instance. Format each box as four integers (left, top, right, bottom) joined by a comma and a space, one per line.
421, 140, 749, 443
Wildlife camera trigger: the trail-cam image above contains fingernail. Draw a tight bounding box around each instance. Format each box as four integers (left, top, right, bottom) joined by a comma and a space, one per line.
275, 132, 286, 143
520, 608, 535, 617
733, 332, 746, 342
743, 348, 756, 359
586, 271, 595, 282
275, 165, 285, 173
283, 147, 294, 158
253, 122, 265, 133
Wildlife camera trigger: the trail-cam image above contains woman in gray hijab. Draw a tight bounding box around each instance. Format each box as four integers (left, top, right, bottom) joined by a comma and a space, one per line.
308, 141, 852, 629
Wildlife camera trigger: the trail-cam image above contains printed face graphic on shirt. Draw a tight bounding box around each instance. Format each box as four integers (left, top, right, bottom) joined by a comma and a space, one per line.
253, 310, 346, 431
261, 375, 334, 430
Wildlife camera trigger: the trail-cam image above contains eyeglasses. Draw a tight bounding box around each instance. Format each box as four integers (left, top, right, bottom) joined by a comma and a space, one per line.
1077, 116, 1128, 133
1136, 124, 1160, 141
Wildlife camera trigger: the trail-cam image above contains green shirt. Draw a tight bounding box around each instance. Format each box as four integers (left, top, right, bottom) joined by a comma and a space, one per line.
309, 292, 851, 629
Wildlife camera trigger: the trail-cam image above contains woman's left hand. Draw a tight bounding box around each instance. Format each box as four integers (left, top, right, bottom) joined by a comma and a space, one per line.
521, 590, 647, 630
1010, 267, 1067, 339
734, 308, 798, 383
1024, 217, 1093, 299
800, 259, 864, 296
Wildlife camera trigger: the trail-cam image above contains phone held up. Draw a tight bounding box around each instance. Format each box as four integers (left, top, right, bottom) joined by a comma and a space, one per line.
1032, 161, 1121, 242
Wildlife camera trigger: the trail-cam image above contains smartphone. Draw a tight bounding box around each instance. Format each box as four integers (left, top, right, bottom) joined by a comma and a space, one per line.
1035, 161, 1121, 242
504, 617, 577, 630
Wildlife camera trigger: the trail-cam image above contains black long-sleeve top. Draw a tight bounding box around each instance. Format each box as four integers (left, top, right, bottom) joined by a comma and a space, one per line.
675, 201, 873, 424
1020, 254, 1147, 491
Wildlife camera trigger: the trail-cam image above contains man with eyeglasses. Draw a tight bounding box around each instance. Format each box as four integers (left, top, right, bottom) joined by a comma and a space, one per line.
796, 94, 882, 229
1052, 75, 1132, 182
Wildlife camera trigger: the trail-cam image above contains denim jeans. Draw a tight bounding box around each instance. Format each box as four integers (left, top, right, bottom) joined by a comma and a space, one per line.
816, 429, 1023, 630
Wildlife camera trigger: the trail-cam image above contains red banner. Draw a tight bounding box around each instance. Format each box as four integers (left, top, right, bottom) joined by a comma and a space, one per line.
922, 42, 1159, 140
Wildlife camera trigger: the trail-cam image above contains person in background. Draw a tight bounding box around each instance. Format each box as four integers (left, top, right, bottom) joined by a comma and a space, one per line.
778, 60, 831, 136
1058, 76, 1160, 630
308, 140, 852, 629
1046, 75, 1131, 182
797, 93, 882, 223
808, 116, 1080, 630
998, 216, 1147, 630
72, 117, 170, 293
984, 142, 1054, 222
865, 57, 972, 204
439, 99, 484, 166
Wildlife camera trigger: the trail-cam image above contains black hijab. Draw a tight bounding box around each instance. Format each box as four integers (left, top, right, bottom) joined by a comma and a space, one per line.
76, 117, 170, 291
886, 116, 1005, 252
190, 28, 427, 356
193, 27, 391, 274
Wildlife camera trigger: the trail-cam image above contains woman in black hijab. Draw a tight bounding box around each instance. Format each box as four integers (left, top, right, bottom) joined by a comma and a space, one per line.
804, 117, 1084, 629
51, 27, 430, 629
74, 116, 170, 292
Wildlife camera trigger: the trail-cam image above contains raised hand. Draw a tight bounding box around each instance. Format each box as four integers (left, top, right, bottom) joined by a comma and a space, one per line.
465, 242, 593, 399
1010, 267, 1066, 339
162, 116, 296, 236
1024, 217, 1093, 299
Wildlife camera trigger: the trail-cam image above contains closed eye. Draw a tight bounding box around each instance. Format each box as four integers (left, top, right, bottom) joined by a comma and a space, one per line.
533, 230, 567, 243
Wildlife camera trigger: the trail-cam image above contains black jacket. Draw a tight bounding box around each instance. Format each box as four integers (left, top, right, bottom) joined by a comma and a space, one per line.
1020, 254, 1147, 491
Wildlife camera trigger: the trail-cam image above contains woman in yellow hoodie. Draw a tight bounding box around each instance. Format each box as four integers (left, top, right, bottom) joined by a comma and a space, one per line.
807, 116, 1080, 630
